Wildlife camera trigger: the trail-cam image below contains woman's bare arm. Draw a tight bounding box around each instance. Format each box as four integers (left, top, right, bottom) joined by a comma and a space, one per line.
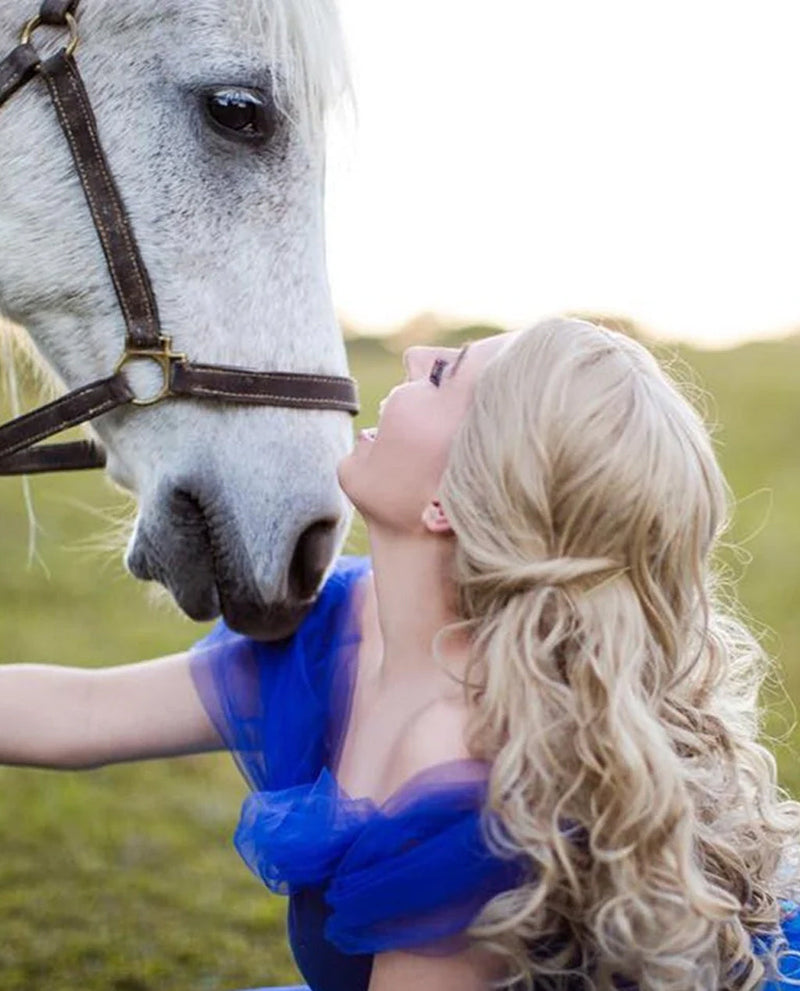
0, 653, 223, 770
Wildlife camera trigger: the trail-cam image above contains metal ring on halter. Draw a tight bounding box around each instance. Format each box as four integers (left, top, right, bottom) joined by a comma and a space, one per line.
20, 11, 79, 58
114, 337, 187, 407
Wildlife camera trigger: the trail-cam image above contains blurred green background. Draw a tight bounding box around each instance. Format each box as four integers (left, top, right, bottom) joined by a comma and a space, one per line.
1, 326, 799, 991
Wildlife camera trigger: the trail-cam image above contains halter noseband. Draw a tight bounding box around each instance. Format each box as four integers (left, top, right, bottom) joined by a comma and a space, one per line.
0, 0, 359, 476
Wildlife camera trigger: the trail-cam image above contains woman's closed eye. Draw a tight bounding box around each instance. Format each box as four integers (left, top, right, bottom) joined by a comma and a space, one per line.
429, 358, 449, 387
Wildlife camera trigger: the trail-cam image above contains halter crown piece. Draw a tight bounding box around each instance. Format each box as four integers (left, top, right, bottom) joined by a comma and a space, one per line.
0, 0, 359, 476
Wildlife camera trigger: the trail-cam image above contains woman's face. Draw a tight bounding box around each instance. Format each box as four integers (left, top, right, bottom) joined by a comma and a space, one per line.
338, 332, 516, 531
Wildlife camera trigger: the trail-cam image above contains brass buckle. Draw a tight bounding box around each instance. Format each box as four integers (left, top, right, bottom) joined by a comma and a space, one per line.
114, 337, 187, 407
20, 11, 79, 58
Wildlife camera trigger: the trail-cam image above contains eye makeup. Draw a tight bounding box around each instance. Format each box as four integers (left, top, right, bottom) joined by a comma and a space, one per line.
429, 358, 448, 387
428, 343, 471, 388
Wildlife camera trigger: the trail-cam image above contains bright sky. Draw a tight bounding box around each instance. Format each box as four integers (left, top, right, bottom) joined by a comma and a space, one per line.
325, 0, 800, 348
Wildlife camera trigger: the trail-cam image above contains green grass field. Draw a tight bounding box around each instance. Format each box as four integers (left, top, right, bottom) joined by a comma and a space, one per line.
1, 329, 799, 990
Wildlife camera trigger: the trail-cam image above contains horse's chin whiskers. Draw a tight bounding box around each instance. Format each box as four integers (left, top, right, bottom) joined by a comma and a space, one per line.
2, 326, 41, 570
62, 523, 136, 560
47, 495, 137, 559
144, 581, 189, 618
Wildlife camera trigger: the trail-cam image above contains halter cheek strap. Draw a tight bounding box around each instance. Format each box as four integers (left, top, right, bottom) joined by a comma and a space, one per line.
0, 1, 360, 477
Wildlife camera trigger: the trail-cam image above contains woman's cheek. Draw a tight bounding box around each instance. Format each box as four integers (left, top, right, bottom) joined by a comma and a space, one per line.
387, 417, 445, 476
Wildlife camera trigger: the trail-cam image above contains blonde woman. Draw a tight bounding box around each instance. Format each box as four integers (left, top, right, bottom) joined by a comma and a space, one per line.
1, 318, 800, 990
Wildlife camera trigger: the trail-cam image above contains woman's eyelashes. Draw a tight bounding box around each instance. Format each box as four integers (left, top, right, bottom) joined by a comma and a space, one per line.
429, 358, 449, 387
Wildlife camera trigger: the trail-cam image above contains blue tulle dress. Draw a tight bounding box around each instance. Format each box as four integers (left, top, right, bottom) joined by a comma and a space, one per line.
189, 556, 800, 991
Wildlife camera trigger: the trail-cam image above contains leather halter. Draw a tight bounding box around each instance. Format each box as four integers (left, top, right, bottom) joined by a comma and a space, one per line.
0, 0, 359, 476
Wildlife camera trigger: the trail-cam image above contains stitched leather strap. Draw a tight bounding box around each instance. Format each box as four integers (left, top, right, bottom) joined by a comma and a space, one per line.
0, 6, 360, 477
0, 44, 40, 108
0, 374, 132, 463
39, 0, 80, 27
39, 50, 162, 351
0, 359, 359, 474
0, 440, 106, 475
171, 362, 360, 414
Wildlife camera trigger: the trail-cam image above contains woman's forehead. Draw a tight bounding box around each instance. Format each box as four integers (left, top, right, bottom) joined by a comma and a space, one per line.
427, 331, 514, 357
454, 331, 518, 370
406, 332, 517, 381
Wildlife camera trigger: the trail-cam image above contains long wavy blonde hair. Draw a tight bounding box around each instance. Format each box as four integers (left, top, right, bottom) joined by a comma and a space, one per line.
438, 317, 800, 990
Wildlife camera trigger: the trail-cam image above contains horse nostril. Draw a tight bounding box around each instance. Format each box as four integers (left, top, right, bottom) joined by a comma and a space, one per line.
288, 520, 338, 602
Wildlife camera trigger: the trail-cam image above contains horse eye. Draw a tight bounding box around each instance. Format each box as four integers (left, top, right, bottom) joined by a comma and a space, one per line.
203, 87, 277, 145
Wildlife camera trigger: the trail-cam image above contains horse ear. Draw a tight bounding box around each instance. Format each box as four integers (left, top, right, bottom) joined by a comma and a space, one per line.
421, 499, 453, 535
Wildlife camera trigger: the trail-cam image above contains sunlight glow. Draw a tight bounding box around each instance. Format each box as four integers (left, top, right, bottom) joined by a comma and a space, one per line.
326, 0, 800, 347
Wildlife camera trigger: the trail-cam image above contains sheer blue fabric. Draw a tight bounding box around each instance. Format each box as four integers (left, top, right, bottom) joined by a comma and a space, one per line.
189, 556, 525, 991
757, 901, 800, 989
189, 556, 800, 991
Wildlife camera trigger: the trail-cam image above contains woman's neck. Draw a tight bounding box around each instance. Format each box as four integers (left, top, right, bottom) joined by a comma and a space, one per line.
365, 523, 468, 688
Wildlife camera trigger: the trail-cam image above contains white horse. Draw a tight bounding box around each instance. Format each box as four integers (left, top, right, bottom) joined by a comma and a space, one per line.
0, 0, 355, 639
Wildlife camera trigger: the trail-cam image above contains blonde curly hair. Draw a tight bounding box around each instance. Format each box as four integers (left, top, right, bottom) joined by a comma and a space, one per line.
437, 317, 800, 990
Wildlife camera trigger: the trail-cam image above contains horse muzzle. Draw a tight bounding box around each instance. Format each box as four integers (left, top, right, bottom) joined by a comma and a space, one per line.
126, 478, 343, 641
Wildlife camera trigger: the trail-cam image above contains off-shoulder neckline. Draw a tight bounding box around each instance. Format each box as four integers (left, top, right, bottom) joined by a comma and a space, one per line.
325, 565, 490, 812
331, 758, 491, 815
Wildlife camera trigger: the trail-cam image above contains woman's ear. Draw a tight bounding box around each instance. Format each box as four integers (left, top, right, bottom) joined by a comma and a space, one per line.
421, 499, 453, 535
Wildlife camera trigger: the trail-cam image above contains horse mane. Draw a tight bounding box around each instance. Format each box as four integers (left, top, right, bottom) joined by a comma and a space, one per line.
242, 0, 354, 146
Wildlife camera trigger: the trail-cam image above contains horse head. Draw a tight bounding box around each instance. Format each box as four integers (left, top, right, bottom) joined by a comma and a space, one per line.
0, 0, 355, 639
